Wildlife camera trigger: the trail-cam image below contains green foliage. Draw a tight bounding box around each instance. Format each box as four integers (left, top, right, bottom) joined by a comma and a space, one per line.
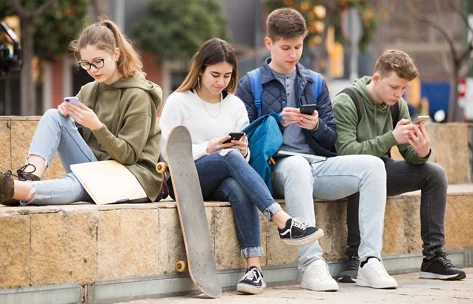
334, 1, 376, 52
132, 0, 230, 62
33, 1, 90, 58
0, 2, 16, 16
0, 0, 89, 59
263, 0, 376, 51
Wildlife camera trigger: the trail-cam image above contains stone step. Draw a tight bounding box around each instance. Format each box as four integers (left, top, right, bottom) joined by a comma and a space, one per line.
1, 184, 472, 292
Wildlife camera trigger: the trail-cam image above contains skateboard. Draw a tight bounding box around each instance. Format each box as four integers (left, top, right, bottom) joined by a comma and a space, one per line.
156, 125, 222, 298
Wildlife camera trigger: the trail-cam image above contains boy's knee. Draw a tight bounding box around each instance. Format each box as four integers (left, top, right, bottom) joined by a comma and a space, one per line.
275, 156, 313, 182
425, 162, 448, 186
363, 156, 386, 178
286, 156, 312, 172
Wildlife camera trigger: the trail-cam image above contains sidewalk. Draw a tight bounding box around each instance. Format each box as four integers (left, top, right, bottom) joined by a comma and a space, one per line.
117, 268, 472, 304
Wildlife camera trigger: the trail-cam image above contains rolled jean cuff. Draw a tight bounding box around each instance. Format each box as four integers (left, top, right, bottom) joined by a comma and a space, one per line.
262, 202, 283, 221
423, 247, 445, 257
241, 246, 264, 258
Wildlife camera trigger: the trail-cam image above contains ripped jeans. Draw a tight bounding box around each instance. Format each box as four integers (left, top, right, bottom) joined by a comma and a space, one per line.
194, 150, 282, 258
23, 109, 97, 205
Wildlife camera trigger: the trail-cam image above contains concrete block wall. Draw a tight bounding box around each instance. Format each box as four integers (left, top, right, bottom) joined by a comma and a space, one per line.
1, 188, 473, 289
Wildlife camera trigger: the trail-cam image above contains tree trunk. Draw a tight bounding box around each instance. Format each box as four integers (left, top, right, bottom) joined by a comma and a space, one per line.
12, 0, 57, 115
20, 18, 35, 115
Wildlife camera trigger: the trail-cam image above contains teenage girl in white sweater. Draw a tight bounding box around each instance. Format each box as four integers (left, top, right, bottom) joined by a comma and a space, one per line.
159, 38, 323, 295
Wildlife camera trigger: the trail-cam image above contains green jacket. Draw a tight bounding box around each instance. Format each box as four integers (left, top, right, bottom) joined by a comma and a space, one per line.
77, 75, 163, 201
332, 76, 427, 165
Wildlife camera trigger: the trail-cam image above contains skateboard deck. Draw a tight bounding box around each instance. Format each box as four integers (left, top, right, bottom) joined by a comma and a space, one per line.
163, 125, 222, 298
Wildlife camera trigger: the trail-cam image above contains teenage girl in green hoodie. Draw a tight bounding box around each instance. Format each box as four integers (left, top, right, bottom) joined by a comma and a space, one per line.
0, 19, 163, 205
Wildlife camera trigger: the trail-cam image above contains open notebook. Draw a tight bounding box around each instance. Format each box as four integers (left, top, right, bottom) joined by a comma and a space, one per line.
70, 160, 147, 205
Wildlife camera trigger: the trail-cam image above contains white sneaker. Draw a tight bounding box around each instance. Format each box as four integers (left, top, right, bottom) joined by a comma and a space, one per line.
356, 258, 398, 289
301, 259, 339, 291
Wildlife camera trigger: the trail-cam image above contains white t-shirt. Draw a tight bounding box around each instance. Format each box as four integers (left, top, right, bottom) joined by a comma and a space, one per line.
159, 90, 250, 161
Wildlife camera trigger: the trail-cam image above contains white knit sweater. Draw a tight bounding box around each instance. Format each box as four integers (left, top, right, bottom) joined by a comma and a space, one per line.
159, 90, 250, 161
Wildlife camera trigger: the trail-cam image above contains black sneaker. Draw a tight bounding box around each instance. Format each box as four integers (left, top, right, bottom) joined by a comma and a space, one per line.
278, 217, 324, 246
338, 253, 359, 283
237, 266, 266, 295
420, 251, 466, 280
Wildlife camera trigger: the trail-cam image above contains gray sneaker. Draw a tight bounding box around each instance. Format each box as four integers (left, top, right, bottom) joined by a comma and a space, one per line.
338, 254, 359, 283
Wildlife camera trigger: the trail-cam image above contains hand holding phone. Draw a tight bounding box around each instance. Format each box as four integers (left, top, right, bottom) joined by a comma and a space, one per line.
64, 96, 82, 107
222, 132, 244, 144
299, 104, 318, 115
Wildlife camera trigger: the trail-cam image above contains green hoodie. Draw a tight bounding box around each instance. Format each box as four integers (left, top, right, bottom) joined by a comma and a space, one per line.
77, 75, 163, 201
332, 76, 427, 165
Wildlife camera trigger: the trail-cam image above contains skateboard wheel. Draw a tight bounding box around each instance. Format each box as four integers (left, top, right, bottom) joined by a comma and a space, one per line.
176, 261, 186, 272
156, 162, 167, 174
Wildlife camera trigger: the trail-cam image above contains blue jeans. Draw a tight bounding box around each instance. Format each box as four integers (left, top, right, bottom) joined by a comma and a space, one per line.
24, 109, 97, 205
194, 150, 282, 258
272, 155, 387, 271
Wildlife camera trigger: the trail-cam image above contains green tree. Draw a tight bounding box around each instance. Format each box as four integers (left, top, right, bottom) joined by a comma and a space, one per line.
132, 0, 230, 62
0, 0, 89, 115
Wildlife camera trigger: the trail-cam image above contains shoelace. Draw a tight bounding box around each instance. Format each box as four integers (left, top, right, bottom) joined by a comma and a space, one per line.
242, 267, 260, 281
369, 260, 390, 277
436, 253, 454, 268
4, 164, 37, 181
310, 261, 332, 279
291, 217, 309, 230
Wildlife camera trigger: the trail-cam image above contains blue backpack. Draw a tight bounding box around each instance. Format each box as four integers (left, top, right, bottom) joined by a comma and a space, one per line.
242, 68, 323, 193
242, 113, 283, 194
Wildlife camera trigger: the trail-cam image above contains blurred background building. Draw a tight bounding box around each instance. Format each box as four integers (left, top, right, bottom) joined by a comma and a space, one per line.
0, 0, 472, 122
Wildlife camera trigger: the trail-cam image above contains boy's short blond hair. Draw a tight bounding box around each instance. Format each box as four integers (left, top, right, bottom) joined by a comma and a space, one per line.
267, 8, 308, 41
374, 49, 419, 80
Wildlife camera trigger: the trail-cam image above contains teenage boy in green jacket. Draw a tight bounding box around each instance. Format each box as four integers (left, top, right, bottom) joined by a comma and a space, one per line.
332, 49, 466, 283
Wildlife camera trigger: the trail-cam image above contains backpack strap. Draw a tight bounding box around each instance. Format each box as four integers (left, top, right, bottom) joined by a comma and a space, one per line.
247, 69, 263, 117
308, 71, 323, 103
339, 87, 401, 128
338, 87, 363, 124
248, 69, 324, 115
390, 103, 400, 129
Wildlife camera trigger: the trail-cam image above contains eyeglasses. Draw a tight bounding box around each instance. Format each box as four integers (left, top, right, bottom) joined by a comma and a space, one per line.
78, 53, 112, 70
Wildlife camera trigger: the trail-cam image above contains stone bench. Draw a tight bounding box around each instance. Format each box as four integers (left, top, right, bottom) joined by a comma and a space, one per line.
1, 186, 473, 303
0, 116, 472, 303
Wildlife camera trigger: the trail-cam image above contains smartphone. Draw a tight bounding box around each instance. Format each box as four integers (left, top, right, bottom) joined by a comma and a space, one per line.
300, 104, 318, 115
412, 115, 429, 125
223, 132, 244, 144
64, 96, 82, 107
